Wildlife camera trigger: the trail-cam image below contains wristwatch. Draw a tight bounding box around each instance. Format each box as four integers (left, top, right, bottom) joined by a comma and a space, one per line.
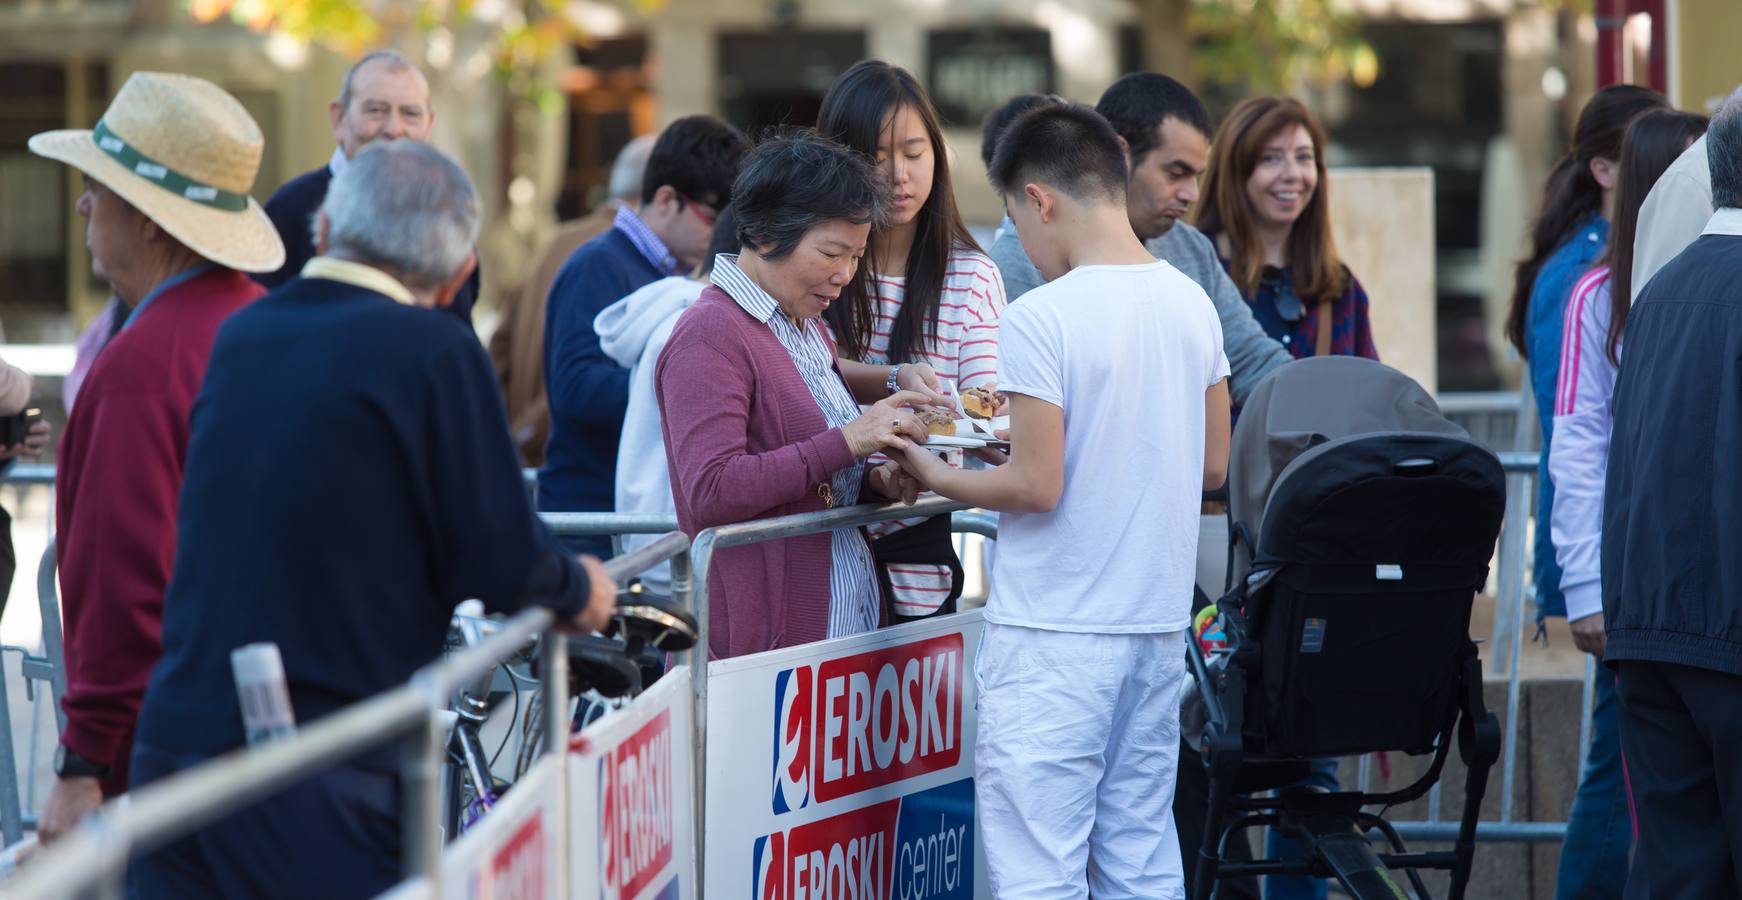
885, 364, 906, 395
54, 744, 110, 780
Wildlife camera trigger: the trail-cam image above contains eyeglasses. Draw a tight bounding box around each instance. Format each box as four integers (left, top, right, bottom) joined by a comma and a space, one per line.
675, 191, 719, 228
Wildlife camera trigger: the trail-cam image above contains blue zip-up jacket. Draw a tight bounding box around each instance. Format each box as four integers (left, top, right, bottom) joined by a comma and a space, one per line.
1524, 214, 1608, 620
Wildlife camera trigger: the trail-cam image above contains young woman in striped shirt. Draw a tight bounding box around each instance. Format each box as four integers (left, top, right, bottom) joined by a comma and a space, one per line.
818, 60, 1008, 622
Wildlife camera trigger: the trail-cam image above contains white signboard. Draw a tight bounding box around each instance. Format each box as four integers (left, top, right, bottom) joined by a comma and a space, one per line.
704, 611, 987, 899
441, 751, 563, 900
570, 665, 696, 900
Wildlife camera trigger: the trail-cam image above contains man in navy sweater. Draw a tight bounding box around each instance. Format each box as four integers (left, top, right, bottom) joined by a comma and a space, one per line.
129, 140, 615, 898
257, 49, 480, 326
539, 115, 748, 555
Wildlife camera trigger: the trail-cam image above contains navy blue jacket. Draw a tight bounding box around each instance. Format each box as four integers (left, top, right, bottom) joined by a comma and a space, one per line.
135, 274, 589, 763
1602, 232, 1742, 676
537, 228, 662, 550
259, 164, 479, 326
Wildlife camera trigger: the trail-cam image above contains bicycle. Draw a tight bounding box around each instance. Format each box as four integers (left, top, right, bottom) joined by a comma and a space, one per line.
439, 582, 698, 837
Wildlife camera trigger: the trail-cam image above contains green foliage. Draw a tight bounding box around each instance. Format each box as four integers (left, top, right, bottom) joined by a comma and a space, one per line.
183, 0, 649, 94
1188, 0, 1380, 93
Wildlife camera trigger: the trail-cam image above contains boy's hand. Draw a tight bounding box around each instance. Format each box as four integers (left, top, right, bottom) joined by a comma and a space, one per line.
895, 442, 951, 483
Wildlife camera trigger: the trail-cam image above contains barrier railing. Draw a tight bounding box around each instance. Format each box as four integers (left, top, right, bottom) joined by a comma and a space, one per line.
1377, 449, 1585, 845
3, 532, 694, 900
0, 440, 1589, 886
679, 494, 972, 885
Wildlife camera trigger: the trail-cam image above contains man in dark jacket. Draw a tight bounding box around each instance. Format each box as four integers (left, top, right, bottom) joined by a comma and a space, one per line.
1602, 87, 1742, 900
257, 49, 480, 326
128, 140, 614, 898
537, 116, 747, 556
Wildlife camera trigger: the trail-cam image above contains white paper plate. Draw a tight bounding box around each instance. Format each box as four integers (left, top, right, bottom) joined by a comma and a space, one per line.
922, 434, 988, 449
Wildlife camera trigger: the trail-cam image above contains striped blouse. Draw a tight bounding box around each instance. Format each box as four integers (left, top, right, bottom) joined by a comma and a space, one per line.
711, 255, 882, 639
831, 247, 1007, 617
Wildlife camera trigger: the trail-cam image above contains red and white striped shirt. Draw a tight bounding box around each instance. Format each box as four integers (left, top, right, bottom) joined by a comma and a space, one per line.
834, 247, 1007, 617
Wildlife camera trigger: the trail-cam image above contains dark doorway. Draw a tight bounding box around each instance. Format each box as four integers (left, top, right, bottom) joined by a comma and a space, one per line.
717, 30, 868, 137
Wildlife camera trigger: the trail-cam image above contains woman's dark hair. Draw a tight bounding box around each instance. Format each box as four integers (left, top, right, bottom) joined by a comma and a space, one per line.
1194, 96, 1347, 307
817, 60, 981, 365
1505, 84, 1666, 358
1601, 109, 1708, 364
697, 205, 739, 279
731, 130, 887, 263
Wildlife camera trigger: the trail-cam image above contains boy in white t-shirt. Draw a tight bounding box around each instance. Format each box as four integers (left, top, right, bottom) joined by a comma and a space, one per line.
897, 102, 1231, 898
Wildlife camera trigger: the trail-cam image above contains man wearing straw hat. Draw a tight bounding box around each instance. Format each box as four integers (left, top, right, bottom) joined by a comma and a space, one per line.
28, 71, 284, 843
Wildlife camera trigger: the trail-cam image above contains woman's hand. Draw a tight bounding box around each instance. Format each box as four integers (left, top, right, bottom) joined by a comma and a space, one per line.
866, 461, 922, 505
1569, 613, 1606, 658
896, 363, 953, 408
841, 390, 933, 458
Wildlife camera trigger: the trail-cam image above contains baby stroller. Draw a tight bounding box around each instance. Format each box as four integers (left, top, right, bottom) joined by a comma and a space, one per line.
1187, 357, 1506, 900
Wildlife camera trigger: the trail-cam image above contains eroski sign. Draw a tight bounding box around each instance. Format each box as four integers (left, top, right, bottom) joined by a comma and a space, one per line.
772, 633, 964, 813
707, 611, 987, 898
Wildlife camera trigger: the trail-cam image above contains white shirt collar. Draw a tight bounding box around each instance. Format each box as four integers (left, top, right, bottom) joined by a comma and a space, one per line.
301, 256, 417, 306
1702, 207, 1742, 238
327, 146, 348, 177
709, 253, 783, 325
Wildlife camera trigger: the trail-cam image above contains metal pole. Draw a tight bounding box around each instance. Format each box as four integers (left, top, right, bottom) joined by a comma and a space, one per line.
37, 540, 68, 732
664, 545, 702, 896
401, 681, 446, 892
0, 651, 24, 846
540, 630, 570, 897
686, 532, 716, 896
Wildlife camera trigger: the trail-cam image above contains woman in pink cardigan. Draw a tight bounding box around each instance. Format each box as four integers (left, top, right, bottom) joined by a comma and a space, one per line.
657, 132, 950, 660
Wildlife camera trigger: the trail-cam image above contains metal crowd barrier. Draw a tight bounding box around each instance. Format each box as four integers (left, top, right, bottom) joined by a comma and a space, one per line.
1377, 448, 1587, 845
4, 531, 694, 900
0, 418, 1591, 891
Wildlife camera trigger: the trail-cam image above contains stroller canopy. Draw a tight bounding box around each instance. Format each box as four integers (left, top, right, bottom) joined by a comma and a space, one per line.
1230, 356, 1469, 559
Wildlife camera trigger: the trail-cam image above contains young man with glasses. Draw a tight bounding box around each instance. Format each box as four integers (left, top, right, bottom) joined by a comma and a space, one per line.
539, 116, 749, 557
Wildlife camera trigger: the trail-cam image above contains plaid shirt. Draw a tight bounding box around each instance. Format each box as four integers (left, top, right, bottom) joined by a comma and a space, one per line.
612, 205, 686, 276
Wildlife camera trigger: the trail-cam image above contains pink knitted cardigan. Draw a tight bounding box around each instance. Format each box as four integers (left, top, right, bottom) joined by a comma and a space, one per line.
655, 286, 862, 660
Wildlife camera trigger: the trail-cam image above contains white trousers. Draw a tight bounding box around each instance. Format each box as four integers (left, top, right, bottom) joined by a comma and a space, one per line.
975, 622, 1186, 900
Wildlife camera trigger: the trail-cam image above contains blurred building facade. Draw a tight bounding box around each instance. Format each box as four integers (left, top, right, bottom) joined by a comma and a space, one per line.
2, 0, 1737, 389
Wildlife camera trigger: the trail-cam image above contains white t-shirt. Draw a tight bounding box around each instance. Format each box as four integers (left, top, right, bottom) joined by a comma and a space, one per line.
988, 260, 1229, 633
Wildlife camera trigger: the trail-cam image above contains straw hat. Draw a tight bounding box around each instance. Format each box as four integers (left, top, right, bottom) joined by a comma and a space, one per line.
28, 71, 285, 274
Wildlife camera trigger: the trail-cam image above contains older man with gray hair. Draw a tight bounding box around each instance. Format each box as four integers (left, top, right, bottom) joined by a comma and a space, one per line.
1601, 86, 1742, 899
126, 139, 615, 898
258, 48, 482, 325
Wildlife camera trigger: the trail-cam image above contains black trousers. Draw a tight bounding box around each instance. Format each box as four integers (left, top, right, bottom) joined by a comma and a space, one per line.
127, 741, 402, 900
1617, 660, 1742, 900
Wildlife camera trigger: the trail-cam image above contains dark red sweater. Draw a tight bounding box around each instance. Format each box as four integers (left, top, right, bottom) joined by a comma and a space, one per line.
55, 267, 260, 793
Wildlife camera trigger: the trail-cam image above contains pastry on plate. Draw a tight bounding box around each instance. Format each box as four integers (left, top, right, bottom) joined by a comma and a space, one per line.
961, 385, 1007, 419
918, 407, 957, 437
